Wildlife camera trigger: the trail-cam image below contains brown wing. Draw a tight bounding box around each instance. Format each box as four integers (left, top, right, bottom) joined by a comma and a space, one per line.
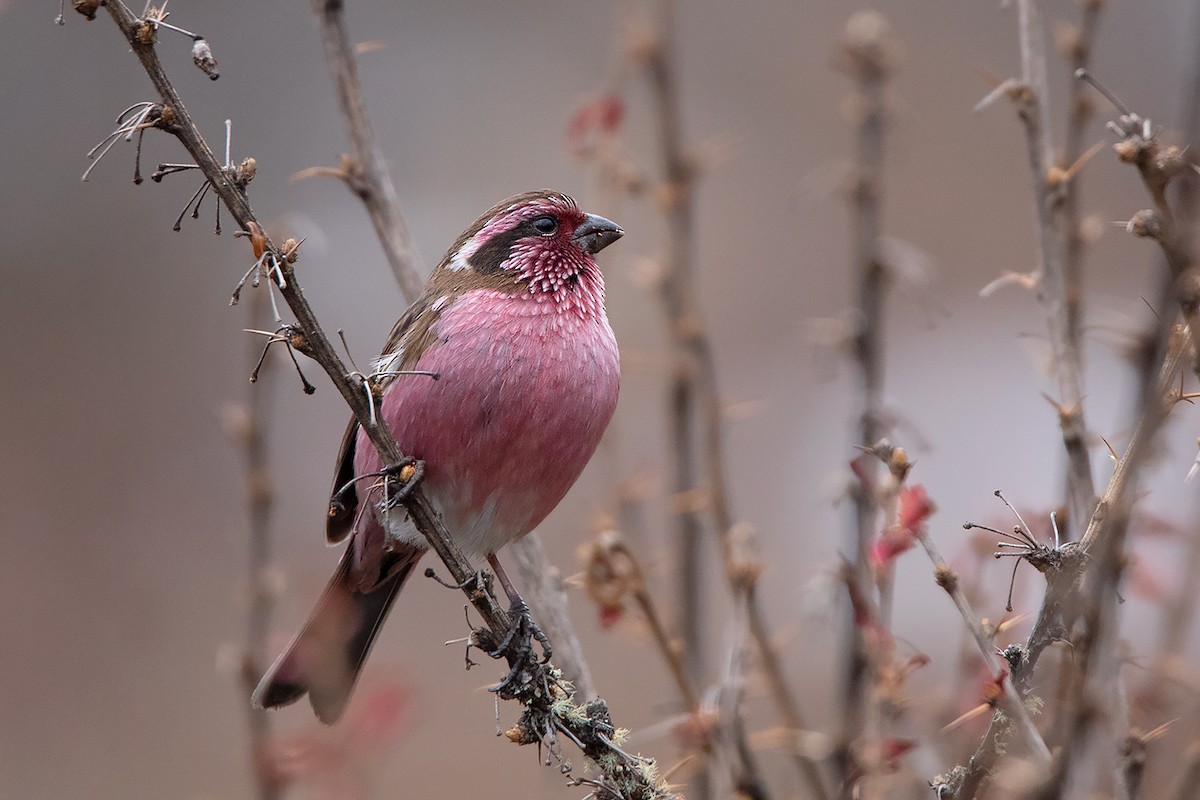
324, 291, 442, 544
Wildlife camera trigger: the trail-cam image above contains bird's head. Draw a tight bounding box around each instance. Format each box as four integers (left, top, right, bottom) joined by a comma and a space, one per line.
434, 190, 623, 297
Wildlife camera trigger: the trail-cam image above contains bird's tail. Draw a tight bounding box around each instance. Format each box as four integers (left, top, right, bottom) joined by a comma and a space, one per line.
252, 548, 421, 724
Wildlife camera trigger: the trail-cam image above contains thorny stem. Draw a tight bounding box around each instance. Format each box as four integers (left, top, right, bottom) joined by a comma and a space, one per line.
916, 532, 1052, 765
934, 7, 1196, 796
1059, 0, 1105, 350
1147, 25, 1200, 709
643, 0, 707, 699
837, 13, 891, 796
633, 577, 702, 714
935, 225, 1190, 800
94, 4, 672, 797
640, 3, 827, 799
310, 0, 424, 302
640, 3, 714, 799
1014, 0, 1098, 540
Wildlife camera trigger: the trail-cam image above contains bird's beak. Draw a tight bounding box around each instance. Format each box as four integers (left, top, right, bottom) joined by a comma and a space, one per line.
572, 213, 624, 254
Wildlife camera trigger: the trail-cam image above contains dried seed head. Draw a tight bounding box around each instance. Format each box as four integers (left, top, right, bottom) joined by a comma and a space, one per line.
580, 529, 642, 627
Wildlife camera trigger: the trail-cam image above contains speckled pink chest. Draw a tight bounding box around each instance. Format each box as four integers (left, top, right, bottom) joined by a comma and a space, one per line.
354, 285, 620, 558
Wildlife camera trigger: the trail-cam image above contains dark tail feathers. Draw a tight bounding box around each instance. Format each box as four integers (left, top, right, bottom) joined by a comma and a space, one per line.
252, 549, 419, 724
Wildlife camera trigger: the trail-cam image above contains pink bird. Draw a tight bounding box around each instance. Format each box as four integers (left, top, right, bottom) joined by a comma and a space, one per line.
254, 190, 623, 723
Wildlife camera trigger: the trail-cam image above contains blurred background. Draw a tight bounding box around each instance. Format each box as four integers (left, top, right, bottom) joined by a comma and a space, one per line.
3, 1, 1200, 798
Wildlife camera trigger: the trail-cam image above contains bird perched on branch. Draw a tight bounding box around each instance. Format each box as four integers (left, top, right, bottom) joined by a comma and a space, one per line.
253, 190, 623, 723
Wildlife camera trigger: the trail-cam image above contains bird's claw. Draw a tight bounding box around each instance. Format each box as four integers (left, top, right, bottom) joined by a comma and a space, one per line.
477, 597, 552, 699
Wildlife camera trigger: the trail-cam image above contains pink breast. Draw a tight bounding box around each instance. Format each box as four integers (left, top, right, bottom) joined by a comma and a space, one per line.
354, 288, 620, 557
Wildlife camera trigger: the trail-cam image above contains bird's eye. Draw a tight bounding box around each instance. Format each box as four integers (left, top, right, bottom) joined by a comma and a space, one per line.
532, 216, 558, 235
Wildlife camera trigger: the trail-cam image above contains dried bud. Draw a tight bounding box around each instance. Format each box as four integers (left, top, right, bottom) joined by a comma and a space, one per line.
281, 237, 301, 264
933, 562, 957, 593
838, 11, 900, 78
1113, 139, 1140, 164
1045, 165, 1070, 188
284, 327, 314, 357
726, 522, 763, 590
72, 0, 103, 20
1155, 145, 1188, 181
192, 37, 220, 80
887, 446, 911, 482
1126, 209, 1161, 240
1054, 22, 1086, 65
236, 157, 258, 186
504, 724, 538, 745
136, 21, 157, 46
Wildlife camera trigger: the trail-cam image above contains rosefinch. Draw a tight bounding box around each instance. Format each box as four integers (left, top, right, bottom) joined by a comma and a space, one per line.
253, 191, 622, 723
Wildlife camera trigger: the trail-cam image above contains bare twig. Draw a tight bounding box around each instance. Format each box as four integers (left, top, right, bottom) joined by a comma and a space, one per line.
640, 0, 708, 707
636, 4, 826, 798
1011, 0, 1098, 539
309, 0, 423, 301
1082, 72, 1200, 379
90, 4, 672, 797
918, 533, 1052, 766
834, 13, 895, 794
1057, 0, 1105, 349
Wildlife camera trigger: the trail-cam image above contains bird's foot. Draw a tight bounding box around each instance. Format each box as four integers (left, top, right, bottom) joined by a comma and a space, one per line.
477, 597, 553, 700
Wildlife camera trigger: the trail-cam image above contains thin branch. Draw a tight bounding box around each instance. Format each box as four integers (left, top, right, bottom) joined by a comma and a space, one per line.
834, 13, 895, 794
1013, 0, 1098, 540
309, 0, 423, 301
638, 4, 826, 798
1057, 0, 1105, 350
93, 5, 671, 797
642, 0, 707, 696
917, 532, 1052, 765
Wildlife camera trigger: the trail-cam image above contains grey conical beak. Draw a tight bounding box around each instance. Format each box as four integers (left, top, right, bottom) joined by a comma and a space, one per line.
573, 213, 624, 254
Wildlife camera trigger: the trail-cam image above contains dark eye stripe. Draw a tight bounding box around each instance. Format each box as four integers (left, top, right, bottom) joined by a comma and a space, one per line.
468, 215, 558, 274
